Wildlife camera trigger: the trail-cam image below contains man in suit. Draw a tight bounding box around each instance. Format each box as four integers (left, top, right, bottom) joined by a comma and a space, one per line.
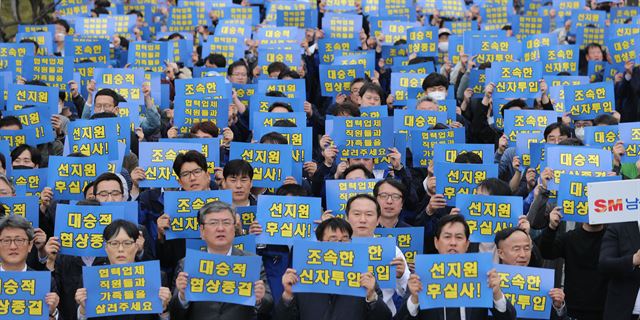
170, 201, 273, 320
599, 220, 640, 318
273, 217, 392, 320
399, 214, 517, 320
0, 215, 60, 319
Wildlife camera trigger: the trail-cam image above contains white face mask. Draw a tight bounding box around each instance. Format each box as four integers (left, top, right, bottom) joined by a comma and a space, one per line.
575, 127, 585, 141
427, 91, 447, 101
438, 41, 449, 52
55, 33, 65, 42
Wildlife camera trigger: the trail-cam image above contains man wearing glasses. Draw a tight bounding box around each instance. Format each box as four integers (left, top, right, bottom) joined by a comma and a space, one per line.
0, 215, 61, 319
170, 201, 273, 319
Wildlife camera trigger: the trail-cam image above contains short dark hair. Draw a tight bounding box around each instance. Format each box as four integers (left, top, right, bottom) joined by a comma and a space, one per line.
10, 144, 41, 166
95, 88, 120, 107
93, 172, 124, 194
172, 150, 208, 176
333, 102, 361, 117
315, 218, 353, 241
477, 178, 511, 196
190, 121, 219, 137
55, 19, 70, 33
127, 9, 143, 18
340, 164, 375, 179
267, 62, 289, 75
266, 90, 286, 97
500, 99, 528, 118
543, 122, 571, 140
19, 39, 39, 53
259, 132, 288, 144
83, 180, 95, 198
585, 43, 603, 54
373, 178, 407, 201
273, 119, 297, 127
103, 219, 139, 242
454, 152, 483, 164
346, 194, 381, 218
278, 69, 300, 80
558, 138, 584, 146
494, 227, 529, 247
268, 102, 293, 112
422, 72, 448, 91
593, 114, 618, 126
227, 60, 248, 76
358, 82, 384, 100
0, 116, 23, 129
223, 159, 253, 180
206, 53, 226, 68
0, 215, 34, 241
435, 214, 470, 240
275, 184, 308, 196
198, 201, 235, 224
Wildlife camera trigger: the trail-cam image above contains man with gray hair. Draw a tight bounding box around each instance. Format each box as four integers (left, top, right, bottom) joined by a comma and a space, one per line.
170, 201, 273, 319
0, 215, 61, 318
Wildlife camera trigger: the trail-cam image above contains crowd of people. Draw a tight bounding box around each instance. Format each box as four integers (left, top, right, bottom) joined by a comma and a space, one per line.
1, 0, 640, 319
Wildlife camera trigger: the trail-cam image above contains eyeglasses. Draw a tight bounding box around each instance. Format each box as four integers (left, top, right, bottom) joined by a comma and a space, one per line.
95, 104, 115, 113
180, 168, 205, 179
0, 189, 12, 196
106, 240, 136, 249
377, 193, 403, 201
0, 238, 30, 247
96, 190, 123, 198
201, 219, 234, 228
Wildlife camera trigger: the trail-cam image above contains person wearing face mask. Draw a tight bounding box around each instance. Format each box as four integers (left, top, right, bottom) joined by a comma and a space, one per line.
10, 144, 41, 169
437, 28, 451, 53
53, 19, 69, 56
420, 73, 470, 133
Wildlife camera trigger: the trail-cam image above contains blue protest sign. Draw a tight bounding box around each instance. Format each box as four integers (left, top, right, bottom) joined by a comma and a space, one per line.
545, 146, 612, 190
608, 35, 637, 66
322, 13, 362, 39
0, 271, 50, 320
583, 125, 618, 152
167, 6, 199, 32
292, 240, 369, 297
331, 117, 393, 167
469, 69, 487, 99
359, 106, 389, 118
558, 174, 621, 223
436, 0, 466, 18
258, 47, 301, 76
515, 133, 545, 167
319, 64, 365, 97
495, 264, 554, 319
276, 9, 318, 28
0, 196, 40, 228
164, 190, 233, 240
405, 26, 438, 57
201, 36, 244, 66
93, 68, 145, 106
0, 43, 35, 58
489, 62, 542, 99
54, 203, 128, 256
409, 128, 466, 167
7, 84, 58, 115
522, 33, 555, 62
255, 195, 322, 245
333, 51, 375, 78
184, 249, 261, 305
255, 27, 303, 46
375, 227, 424, 264
433, 144, 494, 164
16, 32, 53, 55
390, 73, 426, 104
229, 142, 293, 189
215, 21, 252, 39
503, 109, 557, 146
394, 109, 448, 133
618, 122, 640, 163
539, 45, 579, 75
83, 261, 163, 317
237, 206, 257, 232
513, 15, 549, 40
457, 195, 523, 242
65, 37, 109, 64
163, 138, 221, 173
2, 107, 55, 145
11, 168, 47, 197
465, 33, 521, 64
127, 42, 168, 73
253, 126, 313, 166
415, 253, 493, 309
22, 56, 73, 92
436, 163, 499, 205
257, 79, 306, 99
325, 179, 378, 218
138, 142, 203, 188
250, 111, 307, 132
352, 237, 397, 288
248, 95, 304, 115
564, 82, 614, 120
318, 38, 360, 64
47, 156, 109, 201
64, 119, 119, 160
